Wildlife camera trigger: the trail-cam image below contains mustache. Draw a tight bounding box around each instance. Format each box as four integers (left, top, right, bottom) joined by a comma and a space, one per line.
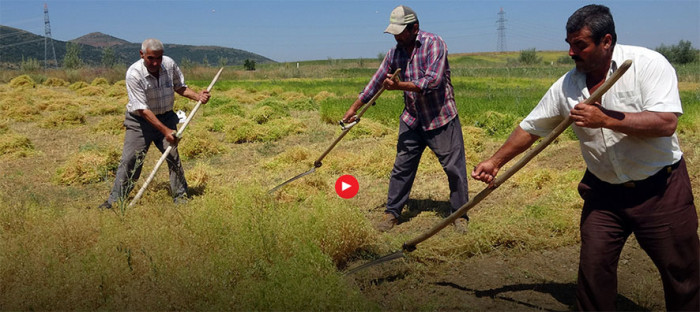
571, 55, 582, 61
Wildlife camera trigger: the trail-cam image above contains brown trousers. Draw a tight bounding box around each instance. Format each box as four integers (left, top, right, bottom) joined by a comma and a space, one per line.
576, 158, 699, 311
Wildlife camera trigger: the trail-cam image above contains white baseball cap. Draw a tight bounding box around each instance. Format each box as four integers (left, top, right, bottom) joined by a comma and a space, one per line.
384, 5, 418, 35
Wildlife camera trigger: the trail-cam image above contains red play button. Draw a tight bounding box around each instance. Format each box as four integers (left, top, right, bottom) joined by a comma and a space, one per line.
335, 175, 359, 199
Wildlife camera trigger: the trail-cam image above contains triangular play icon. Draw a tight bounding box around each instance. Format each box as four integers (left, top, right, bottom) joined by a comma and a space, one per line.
342, 182, 351, 191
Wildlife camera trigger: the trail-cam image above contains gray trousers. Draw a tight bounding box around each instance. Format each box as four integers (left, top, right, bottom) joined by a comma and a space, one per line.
386, 117, 469, 218
107, 111, 187, 205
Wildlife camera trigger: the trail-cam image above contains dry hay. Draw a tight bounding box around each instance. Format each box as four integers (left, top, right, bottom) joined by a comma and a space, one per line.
313, 91, 335, 103
461, 125, 488, 164
53, 148, 120, 185
68, 81, 88, 91
90, 77, 109, 86
224, 116, 306, 144
249, 105, 288, 124
39, 110, 86, 128
221, 88, 268, 105
262, 146, 313, 170
0, 132, 35, 158
42, 77, 69, 87
345, 119, 392, 140
76, 86, 105, 96
92, 115, 125, 134
186, 162, 214, 190
9, 75, 36, 89
178, 127, 227, 160
86, 99, 122, 116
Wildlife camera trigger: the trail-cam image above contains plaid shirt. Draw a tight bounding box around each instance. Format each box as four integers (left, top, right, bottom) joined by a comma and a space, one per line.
359, 30, 457, 130
125, 55, 186, 115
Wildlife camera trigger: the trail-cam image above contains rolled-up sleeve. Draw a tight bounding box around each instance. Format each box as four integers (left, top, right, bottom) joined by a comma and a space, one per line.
359, 50, 393, 103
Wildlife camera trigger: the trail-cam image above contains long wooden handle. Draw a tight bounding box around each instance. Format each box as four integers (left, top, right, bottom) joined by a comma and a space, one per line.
403, 59, 633, 250
314, 68, 401, 166
127, 67, 224, 209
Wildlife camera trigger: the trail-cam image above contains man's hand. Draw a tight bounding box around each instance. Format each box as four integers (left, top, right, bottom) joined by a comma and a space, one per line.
471, 159, 500, 186
342, 98, 364, 123
164, 131, 179, 146
382, 73, 400, 90
199, 90, 211, 104
570, 101, 623, 128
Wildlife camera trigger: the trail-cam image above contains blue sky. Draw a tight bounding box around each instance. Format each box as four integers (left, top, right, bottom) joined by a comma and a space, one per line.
1, 0, 698, 62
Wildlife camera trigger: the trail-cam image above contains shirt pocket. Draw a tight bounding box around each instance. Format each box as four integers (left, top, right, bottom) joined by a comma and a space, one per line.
612, 90, 642, 112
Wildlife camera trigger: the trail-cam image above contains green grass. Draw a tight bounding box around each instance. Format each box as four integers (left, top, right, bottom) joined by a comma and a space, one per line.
0, 53, 698, 310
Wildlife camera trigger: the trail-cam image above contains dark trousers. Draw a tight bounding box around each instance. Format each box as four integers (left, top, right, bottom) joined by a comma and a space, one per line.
576, 158, 699, 311
386, 117, 469, 218
107, 111, 187, 205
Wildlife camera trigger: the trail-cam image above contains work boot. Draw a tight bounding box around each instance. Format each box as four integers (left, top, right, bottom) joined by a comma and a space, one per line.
453, 217, 469, 234
98, 201, 112, 210
173, 194, 189, 205
377, 213, 398, 232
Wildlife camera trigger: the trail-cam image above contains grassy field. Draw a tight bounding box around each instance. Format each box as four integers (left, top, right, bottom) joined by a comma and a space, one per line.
0, 51, 698, 310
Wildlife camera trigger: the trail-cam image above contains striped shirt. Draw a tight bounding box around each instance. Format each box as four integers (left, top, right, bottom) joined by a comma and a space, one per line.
359, 30, 457, 131
125, 55, 186, 115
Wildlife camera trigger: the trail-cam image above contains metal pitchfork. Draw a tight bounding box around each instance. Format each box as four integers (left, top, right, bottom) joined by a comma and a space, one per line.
268, 68, 402, 193
127, 67, 224, 209
345, 59, 633, 275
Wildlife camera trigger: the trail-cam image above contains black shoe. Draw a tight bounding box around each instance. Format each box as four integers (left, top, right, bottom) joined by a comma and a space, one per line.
98, 201, 112, 210
173, 195, 189, 205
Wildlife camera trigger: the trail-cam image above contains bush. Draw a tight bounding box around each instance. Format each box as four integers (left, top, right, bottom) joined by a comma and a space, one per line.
519, 48, 543, 65
656, 40, 698, 64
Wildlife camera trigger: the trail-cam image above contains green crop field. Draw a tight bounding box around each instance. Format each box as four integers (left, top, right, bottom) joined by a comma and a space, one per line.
0, 52, 698, 310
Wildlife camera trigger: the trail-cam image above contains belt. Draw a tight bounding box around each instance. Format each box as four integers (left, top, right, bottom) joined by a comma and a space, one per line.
618, 160, 681, 188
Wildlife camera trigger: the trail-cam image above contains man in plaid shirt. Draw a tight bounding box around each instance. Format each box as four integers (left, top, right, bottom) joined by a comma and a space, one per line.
99, 38, 210, 209
343, 5, 469, 232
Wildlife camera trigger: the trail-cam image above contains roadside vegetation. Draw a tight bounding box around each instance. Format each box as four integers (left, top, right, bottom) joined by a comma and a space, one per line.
0, 49, 698, 310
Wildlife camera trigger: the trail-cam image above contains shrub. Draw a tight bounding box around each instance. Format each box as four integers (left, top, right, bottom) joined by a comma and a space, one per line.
519, 48, 543, 65
656, 40, 698, 64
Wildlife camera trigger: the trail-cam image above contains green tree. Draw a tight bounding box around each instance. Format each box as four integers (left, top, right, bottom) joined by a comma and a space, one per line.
180, 57, 193, 69
101, 47, 116, 68
243, 59, 256, 71
519, 48, 542, 65
21, 56, 41, 71
656, 40, 697, 64
63, 42, 82, 69
218, 56, 228, 67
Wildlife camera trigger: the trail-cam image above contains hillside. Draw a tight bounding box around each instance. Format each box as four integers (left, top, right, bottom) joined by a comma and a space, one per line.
0, 25, 275, 68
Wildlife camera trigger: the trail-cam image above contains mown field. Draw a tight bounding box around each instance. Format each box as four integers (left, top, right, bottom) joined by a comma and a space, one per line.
0, 51, 698, 310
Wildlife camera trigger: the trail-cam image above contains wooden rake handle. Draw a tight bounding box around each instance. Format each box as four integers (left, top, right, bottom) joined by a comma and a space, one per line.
403, 59, 633, 251
127, 67, 224, 209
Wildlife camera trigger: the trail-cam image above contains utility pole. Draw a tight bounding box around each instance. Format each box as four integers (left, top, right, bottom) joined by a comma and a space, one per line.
496, 7, 507, 52
44, 3, 58, 69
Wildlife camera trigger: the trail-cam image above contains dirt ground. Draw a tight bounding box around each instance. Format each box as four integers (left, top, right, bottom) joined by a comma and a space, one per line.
349, 237, 665, 311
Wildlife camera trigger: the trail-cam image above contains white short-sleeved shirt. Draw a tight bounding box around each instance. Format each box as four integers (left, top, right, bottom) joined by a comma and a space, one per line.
520, 44, 683, 184
125, 55, 186, 115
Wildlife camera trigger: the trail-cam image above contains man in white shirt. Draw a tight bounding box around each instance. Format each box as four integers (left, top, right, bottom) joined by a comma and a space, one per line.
471, 5, 698, 311
99, 38, 210, 209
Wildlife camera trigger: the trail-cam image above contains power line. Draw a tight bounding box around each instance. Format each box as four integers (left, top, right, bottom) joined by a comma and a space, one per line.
496, 7, 507, 52
43, 2, 58, 69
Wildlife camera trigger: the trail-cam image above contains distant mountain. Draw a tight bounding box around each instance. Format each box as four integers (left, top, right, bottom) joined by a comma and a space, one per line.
0, 25, 275, 68
70, 32, 130, 48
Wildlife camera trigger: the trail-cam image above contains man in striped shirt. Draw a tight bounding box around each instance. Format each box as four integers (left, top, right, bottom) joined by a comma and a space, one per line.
99, 38, 210, 209
342, 5, 469, 232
